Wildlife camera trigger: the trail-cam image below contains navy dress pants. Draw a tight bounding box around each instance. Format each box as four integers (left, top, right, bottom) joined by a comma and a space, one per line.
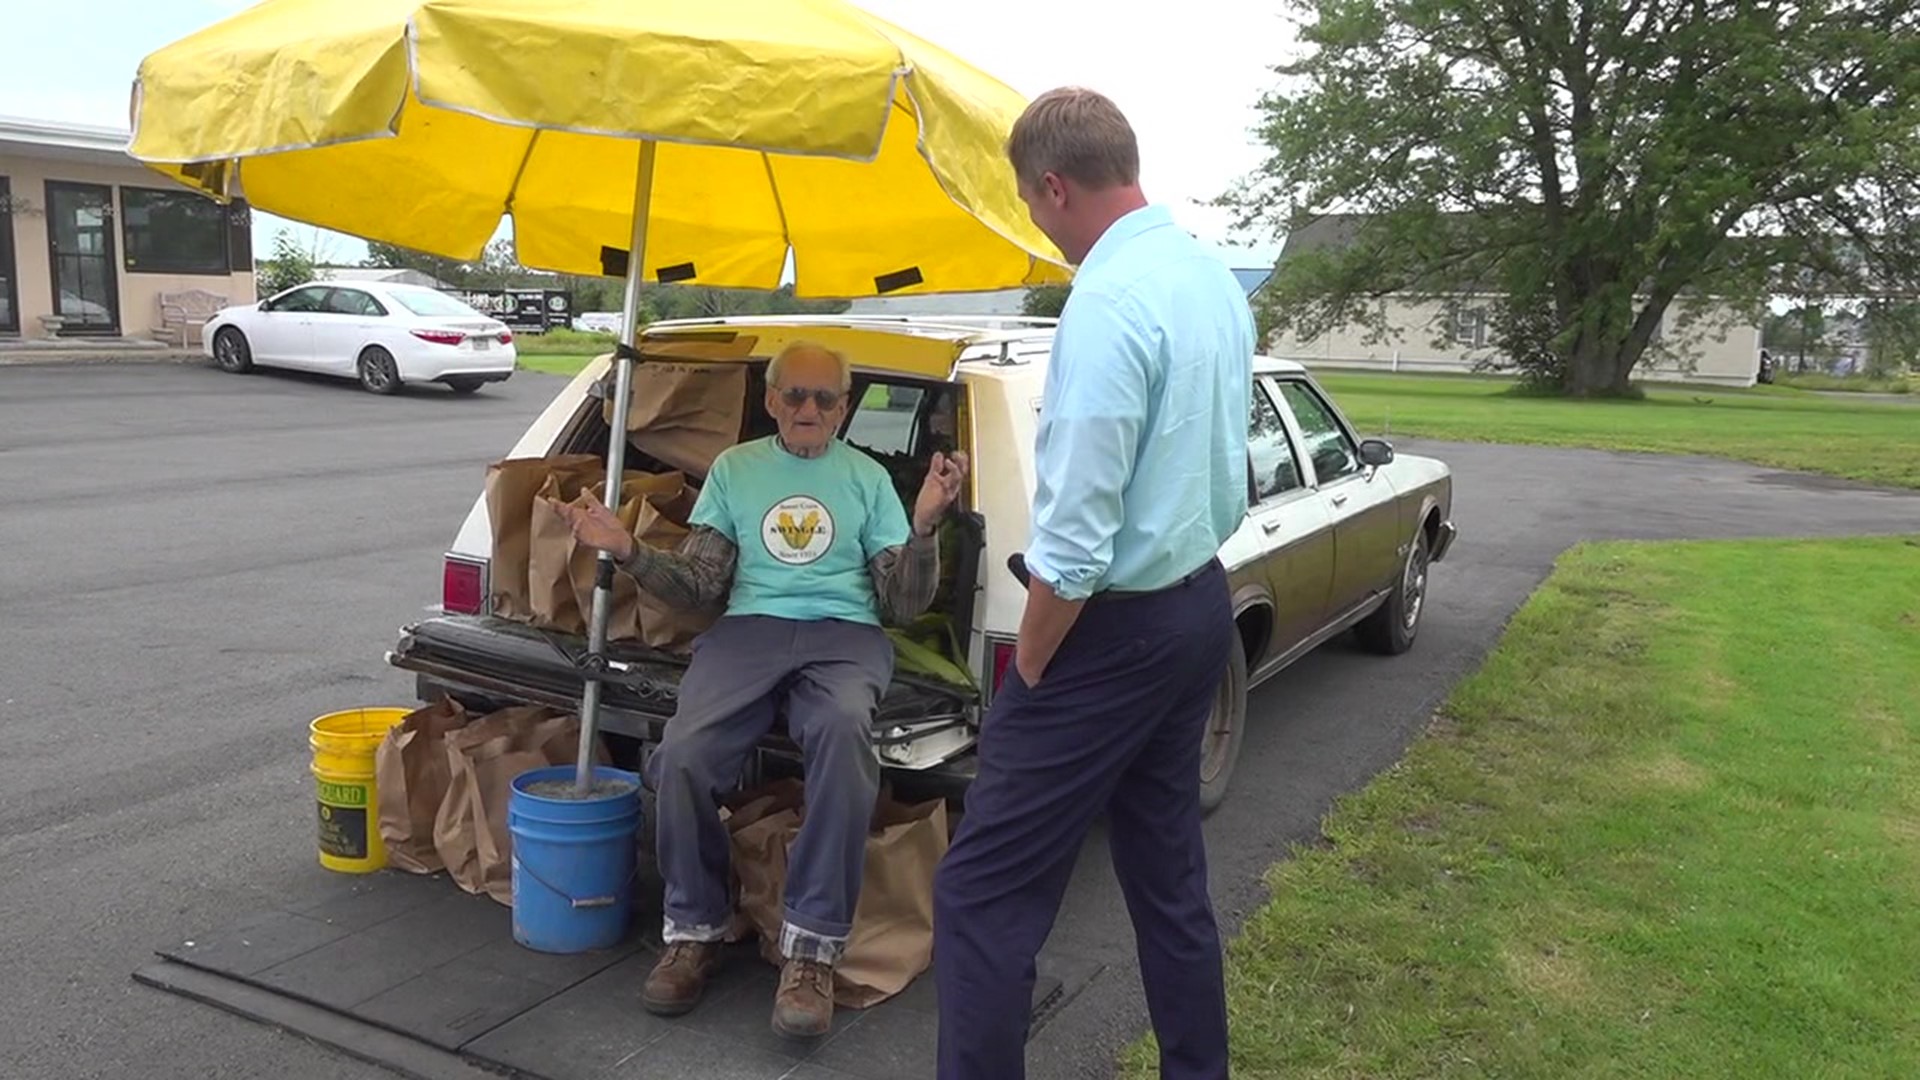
933, 560, 1233, 1079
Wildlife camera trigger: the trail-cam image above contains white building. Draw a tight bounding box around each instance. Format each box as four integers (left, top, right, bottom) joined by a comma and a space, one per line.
1265, 215, 1766, 387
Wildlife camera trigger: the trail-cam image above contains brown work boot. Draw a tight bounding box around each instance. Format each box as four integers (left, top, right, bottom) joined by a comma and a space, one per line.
642, 942, 721, 1017
770, 957, 835, 1039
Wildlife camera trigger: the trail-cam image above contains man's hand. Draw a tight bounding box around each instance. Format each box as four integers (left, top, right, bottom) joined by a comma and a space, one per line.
1013, 575, 1083, 689
912, 451, 969, 536
548, 496, 635, 561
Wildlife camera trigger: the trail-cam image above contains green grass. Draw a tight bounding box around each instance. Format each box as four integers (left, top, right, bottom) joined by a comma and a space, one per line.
1776, 371, 1914, 394
1317, 373, 1920, 489
1122, 535, 1920, 1079
517, 353, 601, 376
514, 329, 619, 358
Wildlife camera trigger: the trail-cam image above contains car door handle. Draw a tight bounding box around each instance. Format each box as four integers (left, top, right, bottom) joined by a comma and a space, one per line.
1262, 520, 1283, 534
1329, 493, 1349, 507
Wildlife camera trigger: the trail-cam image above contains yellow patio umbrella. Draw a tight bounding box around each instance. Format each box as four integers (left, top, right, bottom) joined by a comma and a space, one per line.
128, 0, 1072, 790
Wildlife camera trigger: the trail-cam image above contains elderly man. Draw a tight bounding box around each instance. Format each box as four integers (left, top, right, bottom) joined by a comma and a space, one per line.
932, 88, 1253, 1080
554, 341, 968, 1039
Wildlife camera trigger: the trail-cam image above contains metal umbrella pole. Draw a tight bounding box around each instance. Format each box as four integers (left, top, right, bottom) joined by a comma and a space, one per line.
574, 140, 658, 794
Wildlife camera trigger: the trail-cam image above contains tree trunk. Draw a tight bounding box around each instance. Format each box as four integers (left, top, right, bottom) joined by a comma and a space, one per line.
1565, 336, 1637, 396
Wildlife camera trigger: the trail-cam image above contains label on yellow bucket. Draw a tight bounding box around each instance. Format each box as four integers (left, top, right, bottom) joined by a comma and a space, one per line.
317, 782, 370, 861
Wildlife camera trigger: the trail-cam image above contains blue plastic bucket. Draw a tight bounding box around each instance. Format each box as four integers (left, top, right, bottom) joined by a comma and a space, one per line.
508, 765, 643, 954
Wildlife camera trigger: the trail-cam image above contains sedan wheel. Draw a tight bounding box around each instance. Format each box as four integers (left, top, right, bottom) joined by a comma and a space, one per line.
212, 327, 253, 373
1198, 637, 1248, 816
1356, 527, 1430, 655
357, 347, 402, 395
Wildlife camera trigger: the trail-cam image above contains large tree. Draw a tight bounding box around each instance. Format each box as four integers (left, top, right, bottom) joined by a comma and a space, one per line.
1225, 0, 1920, 395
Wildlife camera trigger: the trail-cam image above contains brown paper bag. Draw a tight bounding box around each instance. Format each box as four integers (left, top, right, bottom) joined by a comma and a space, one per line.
600, 362, 748, 478
631, 497, 724, 651
834, 796, 949, 1007
527, 474, 589, 633
485, 454, 604, 620
723, 779, 807, 945
561, 472, 688, 643
434, 707, 604, 904
723, 781, 950, 1007
373, 696, 470, 874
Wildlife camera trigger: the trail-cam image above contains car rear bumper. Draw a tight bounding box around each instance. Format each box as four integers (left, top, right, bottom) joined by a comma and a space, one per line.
394, 344, 518, 382
431, 369, 515, 385
387, 614, 980, 789
1431, 519, 1459, 562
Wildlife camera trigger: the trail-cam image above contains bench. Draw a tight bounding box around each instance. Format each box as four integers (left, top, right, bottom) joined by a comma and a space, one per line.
155, 289, 228, 347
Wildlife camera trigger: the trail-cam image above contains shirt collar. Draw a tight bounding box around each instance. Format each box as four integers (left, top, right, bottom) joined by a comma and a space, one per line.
1077, 204, 1174, 275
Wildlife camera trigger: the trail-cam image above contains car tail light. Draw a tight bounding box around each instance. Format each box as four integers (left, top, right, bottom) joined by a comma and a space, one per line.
989, 638, 1017, 693
443, 557, 486, 615
411, 329, 465, 346
497, 330, 513, 345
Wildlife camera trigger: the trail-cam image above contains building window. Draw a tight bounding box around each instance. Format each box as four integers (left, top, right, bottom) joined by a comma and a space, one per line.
120, 187, 229, 275
1447, 303, 1488, 349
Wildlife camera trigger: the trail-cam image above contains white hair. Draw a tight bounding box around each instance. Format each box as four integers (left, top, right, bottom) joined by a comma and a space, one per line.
767, 340, 852, 392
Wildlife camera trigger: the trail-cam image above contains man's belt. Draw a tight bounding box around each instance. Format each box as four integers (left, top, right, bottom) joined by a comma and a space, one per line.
1006, 553, 1218, 603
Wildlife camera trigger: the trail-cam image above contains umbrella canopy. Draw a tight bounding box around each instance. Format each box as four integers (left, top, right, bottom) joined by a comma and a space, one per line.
128, 0, 1070, 297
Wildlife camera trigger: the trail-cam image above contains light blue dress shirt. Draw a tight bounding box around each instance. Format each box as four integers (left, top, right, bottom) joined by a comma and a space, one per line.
1024, 204, 1254, 602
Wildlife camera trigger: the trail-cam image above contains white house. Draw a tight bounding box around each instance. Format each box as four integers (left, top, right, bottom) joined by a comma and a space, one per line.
1265, 215, 1766, 387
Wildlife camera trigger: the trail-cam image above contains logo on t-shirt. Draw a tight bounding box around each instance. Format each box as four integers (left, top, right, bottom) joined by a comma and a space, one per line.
761, 495, 835, 565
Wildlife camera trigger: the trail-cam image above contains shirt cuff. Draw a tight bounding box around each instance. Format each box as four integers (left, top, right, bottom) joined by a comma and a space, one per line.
1023, 553, 1098, 602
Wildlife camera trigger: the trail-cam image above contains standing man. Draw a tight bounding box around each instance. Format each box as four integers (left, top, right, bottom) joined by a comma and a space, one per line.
932, 88, 1253, 1079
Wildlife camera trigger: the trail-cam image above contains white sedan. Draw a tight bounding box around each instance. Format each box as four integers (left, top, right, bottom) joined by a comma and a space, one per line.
203, 281, 519, 395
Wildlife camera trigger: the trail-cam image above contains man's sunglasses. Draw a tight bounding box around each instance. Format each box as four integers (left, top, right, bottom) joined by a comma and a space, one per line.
777, 386, 845, 410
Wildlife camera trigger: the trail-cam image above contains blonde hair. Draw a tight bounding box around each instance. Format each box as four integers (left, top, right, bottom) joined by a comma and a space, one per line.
1005, 86, 1141, 191
767, 340, 851, 391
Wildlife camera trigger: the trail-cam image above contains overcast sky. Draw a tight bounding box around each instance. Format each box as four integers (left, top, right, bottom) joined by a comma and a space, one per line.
2, 0, 1296, 272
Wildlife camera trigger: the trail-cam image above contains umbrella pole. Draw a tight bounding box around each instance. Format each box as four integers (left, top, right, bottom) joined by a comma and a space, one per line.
576, 139, 660, 793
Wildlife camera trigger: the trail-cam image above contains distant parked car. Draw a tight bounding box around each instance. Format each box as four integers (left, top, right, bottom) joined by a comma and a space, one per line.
203, 281, 517, 395
572, 312, 623, 336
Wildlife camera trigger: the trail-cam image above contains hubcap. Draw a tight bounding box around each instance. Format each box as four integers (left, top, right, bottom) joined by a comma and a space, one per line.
1403, 543, 1428, 631
215, 334, 239, 369
364, 354, 393, 390
1199, 672, 1234, 783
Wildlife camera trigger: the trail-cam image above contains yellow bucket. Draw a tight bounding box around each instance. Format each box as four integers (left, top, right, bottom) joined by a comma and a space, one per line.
309, 707, 411, 873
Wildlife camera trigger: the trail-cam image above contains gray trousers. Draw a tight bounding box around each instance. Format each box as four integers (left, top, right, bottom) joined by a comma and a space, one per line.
646, 615, 892, 959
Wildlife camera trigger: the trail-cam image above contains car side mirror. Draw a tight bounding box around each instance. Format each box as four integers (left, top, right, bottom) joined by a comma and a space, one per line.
1358, 438, 1395, 468
258, 300, 271, 311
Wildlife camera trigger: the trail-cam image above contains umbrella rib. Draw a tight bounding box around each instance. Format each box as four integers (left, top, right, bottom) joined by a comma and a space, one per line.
761, 151, 794, 281
503, 129, 542, 216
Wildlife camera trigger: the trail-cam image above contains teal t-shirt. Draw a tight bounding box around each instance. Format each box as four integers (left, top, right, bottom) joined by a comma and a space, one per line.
689, 436, 911, 626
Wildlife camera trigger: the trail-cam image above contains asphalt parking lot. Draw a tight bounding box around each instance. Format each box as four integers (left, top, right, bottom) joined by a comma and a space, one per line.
1, 361, 1914, 1079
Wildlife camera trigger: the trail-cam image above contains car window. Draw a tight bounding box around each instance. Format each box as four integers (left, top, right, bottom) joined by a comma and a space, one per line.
1276, 379, 1360, 484
843, 382, 925, 458
323, 289, 386, 317
273, 286, 330, 313
1249, 382, 1304, 500
389, 288, 483, 318
840, 381, 964, 515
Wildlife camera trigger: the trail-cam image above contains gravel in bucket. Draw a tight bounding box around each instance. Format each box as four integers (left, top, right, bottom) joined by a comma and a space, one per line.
525, 778, 637, 800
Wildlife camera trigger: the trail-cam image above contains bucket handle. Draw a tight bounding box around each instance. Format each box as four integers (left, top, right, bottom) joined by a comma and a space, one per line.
514, 858, 642, 910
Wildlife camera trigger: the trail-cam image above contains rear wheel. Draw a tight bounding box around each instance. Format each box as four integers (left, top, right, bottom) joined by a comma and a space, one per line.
446, 377, 485, 395
212, 327, 253, 373
1198, 636, 1249, 816
1356, 526, 1430, 655
357, 347, 402, 395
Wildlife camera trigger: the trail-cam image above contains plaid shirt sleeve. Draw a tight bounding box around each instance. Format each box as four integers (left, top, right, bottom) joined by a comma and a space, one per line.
869, 527, 941, 626
615, 525, 737, 610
